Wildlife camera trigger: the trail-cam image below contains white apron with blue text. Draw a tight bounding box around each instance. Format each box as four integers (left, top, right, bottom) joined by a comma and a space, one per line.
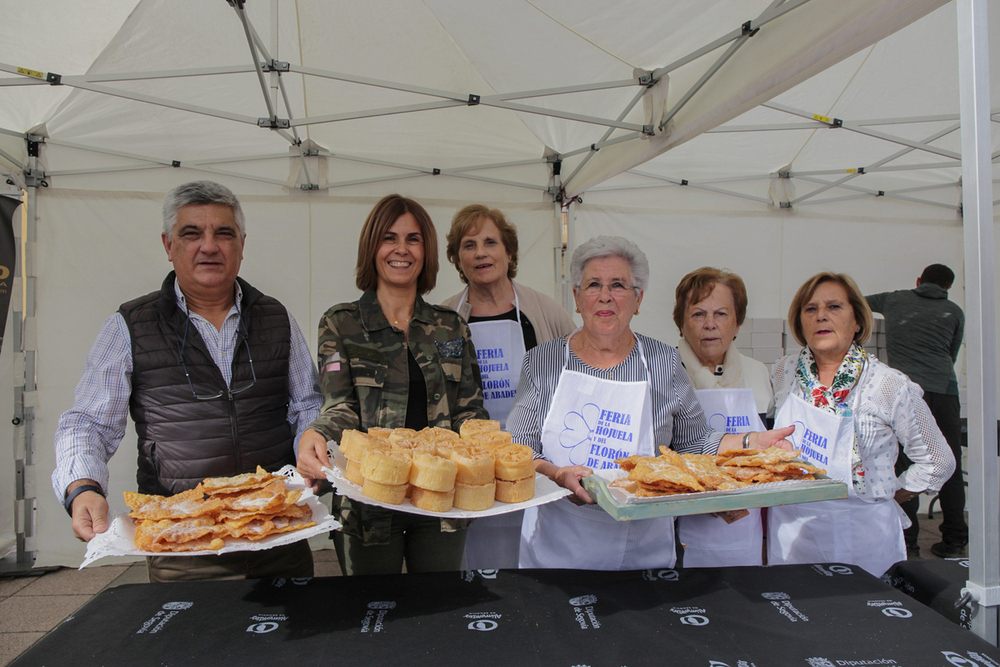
520, 332, 677, 571
768, 391, 904, 576
678, 388, 766, 567
459, 288, 528, 570
459, 287, 527, 429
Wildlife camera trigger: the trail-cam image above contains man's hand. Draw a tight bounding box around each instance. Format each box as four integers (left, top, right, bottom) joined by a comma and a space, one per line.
297, 428, 332, 494
66, 480, 109, 541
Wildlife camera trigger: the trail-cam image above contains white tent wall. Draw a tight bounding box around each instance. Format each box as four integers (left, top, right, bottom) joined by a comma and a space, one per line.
29, 188, 559, 567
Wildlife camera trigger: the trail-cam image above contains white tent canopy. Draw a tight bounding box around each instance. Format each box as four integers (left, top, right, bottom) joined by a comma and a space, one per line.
0, 0, 997, 631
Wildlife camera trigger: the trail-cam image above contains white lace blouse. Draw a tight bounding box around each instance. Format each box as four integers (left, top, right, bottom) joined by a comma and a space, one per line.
771, 353, 956, 501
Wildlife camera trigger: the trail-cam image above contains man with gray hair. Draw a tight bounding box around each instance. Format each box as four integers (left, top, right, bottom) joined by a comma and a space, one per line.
53, 181, 321, 581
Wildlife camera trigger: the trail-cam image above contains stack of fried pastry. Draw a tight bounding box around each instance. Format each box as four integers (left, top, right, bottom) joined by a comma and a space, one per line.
339, 420, 536, 511
614, 446, 825, 497
124, 467, 316, 552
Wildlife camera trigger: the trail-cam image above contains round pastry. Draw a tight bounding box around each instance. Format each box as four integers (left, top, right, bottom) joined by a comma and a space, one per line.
418, 426, 460, 443
362, 478, 408, 505
435, 442, 457, 459
495, 475, 535, 503
450, 445, 495, 485
345, 458, 365, 486
388, 428, 419, 445
409, 452, 458, 492
454, 480, 496, 511
339, 429, 369, 460
494, 443, 535, 481
410, 486, 455, 512
391, 438, 437, 458
361, 448, 412, 486
468, 430, 513, 451
459, 419, 501, 439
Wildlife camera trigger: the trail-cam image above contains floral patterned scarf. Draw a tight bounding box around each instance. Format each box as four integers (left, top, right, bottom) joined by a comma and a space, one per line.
795, 343, 867, 493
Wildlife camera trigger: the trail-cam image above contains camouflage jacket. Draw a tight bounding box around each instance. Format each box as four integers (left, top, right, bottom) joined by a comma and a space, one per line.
309, 289, 487, 543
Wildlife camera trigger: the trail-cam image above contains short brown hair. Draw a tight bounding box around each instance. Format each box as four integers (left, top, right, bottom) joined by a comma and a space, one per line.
355, 194, 439, 294
673, 267, 748, 333
787, 272, 873, 347
445, 205, 519, 285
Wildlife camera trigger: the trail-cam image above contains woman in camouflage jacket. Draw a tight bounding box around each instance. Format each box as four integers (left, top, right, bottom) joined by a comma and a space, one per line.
297, 194, 488, 575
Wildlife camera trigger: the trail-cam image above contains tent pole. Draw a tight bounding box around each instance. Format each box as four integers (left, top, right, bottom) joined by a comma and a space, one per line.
957, 0, 999, 645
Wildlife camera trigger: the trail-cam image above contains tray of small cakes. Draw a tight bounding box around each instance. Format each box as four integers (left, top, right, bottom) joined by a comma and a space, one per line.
322, 420, 571, 517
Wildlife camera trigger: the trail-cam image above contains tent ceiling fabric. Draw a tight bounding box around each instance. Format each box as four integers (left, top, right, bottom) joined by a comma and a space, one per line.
0, 0, 994, 210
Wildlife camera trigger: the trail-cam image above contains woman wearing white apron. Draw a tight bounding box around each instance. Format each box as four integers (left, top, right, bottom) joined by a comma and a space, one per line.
506, 237, 796, 571
442, 205, 575, 570
768, 272, 956, 577
673, 268, 774, 567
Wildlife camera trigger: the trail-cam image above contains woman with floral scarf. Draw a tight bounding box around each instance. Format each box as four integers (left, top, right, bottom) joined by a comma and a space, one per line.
768, 272, 955, 576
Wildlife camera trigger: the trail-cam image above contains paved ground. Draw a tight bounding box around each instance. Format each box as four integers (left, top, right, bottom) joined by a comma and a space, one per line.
0, 517, 961, 667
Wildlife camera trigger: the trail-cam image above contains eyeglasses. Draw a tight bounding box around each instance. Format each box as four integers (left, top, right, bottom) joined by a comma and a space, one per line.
580, 280, 638, 297
177, 312, 257, 400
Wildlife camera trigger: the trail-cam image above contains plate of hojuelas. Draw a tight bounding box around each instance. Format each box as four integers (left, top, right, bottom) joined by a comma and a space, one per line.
322, 421, 571, 518
80, 466, 340, 568
582, 446, 848, 521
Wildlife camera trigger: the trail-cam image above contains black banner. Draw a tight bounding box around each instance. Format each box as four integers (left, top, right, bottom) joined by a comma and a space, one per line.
0, 194, 19, 354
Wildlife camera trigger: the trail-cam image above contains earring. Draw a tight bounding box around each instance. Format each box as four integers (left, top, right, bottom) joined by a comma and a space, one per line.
635, 309, 640, 315
576, 307, 580, 313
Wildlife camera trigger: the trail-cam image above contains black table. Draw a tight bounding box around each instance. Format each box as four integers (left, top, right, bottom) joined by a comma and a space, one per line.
886, 557, 975, 629
14, 564, 1000, 666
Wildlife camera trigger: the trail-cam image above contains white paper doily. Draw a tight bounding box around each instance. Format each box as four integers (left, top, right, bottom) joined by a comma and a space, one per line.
80, 466, 340, 568
323, 449, 571, 518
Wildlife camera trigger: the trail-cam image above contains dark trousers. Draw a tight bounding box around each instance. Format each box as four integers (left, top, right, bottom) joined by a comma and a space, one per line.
147, 540, 314, 582
333, 514, 467, 576
896, 392, 966, 547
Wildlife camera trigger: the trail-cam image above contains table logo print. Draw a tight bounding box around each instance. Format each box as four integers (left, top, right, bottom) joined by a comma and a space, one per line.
368, 601, 396, 610
942, 651, 989, 666
805, 659, 835, 667
761, 592, 790, 600
569, 595, 597, 606
882, 607, 913, 618
162, 601, 193, 610
643, 569, 680, 581
247, 622, 279, 634
468, 620, 499, 632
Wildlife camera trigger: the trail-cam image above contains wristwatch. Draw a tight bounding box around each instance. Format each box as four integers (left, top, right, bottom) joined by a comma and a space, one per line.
63, 484, 105, 516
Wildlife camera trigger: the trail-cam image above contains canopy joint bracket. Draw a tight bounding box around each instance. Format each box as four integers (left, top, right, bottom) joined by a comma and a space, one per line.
432, 168, 441, 175
262, 60, 290, 73
46, 72, 62, 85
258, 118, 290, 129
172, 160, 181, 168
467, 94, 481, 106
741, 20, 760, 37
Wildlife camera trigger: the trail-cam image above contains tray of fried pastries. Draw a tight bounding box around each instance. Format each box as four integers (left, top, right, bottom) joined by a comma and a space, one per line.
582, 446, 848, 521
322, 421, 571, 518
80, 465, 340, 568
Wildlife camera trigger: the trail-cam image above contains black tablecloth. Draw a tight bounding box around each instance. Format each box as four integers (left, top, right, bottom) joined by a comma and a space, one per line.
15, 563, 1000, 667
886, 557, 975, 629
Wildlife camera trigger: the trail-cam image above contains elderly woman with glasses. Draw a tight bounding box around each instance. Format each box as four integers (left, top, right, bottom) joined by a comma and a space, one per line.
507, 236, 793, 571
768, 272, 955, 576
297, 194, 488, 576
673, 267, 773, 567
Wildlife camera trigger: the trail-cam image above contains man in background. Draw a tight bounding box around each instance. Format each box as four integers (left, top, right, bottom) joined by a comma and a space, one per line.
867, 264, 966, 558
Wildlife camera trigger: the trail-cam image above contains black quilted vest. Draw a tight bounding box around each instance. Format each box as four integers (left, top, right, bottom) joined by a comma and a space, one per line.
120, 272, 295, 494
